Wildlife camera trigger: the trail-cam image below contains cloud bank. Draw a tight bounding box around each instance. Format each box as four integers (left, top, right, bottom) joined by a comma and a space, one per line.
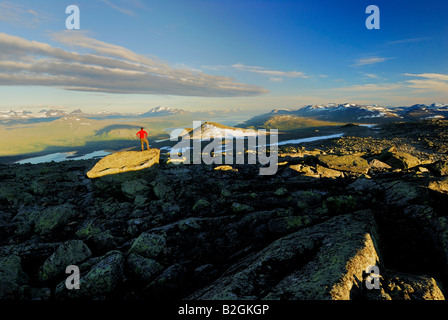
0, 32, 268, 97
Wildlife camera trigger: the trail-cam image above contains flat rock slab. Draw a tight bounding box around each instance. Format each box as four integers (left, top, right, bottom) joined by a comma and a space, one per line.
317, 154, 370, 174
87, 149, 160, 178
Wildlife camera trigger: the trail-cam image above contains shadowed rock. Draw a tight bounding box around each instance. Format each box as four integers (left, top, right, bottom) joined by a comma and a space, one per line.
87, 149, 160, 178
379, 147, 421, 170
188, 210, 381, 300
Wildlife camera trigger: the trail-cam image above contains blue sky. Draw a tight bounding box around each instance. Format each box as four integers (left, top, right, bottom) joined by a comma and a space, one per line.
0, 0, 447, 114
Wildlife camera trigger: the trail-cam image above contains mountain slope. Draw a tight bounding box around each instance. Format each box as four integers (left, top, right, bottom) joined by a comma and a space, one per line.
240, 103, 448, 129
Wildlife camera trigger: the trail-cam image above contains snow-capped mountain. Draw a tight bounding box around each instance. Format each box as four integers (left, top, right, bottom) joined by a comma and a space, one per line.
0, 106, 188, 123
240, 103, 448, 128
294, 103, 403, 123
293, 103, 448, 123
0, 110, 34, 119
139, 106, 186, 117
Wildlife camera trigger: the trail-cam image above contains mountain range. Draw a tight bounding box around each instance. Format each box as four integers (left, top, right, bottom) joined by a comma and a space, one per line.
2, 103, 448, 128
0, 106, 187, 122
239, 103, 448, 128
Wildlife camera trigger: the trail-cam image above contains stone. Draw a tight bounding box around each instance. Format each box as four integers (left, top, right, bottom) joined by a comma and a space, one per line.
214, 165, 238, 172
268, 216, 312, 233
381, 270, 444, 300
317, 154, 370, 174
368, 159, 392, 171
232, 202, 254, 213
34, 204, 77, 235
427, 177, 448, 194
0, 255, 29, 299
126, 253, 164, 283
192, 199, 211, 212
431, 160, 448, 176
55, 250, 124, 299
188, 210, 381, 300
121, 179, 149, 200
379, 148, 420, 170
128, 232, 166, 259
87, 150, 160, 178
39, 240, 92, 282
315, 164, 344, 178
383, 181, 420, 207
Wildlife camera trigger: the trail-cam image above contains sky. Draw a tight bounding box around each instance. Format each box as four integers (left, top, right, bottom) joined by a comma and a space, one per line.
0, 0, 447, 114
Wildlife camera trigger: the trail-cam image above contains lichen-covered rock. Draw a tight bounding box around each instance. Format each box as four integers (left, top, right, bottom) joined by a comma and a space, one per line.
427, 177, 448, 194
368, 159, 392, 171
316, 164, 344, 178
39, 240, 92, 282
87, 149, 160, 178
383, 181, 420, 207
55, 250, 124, 299
268, 215, 312, 233
379, 147, 421, 170
126, 253, 164, 283
34, 204, 77, 235
128, 232, 166, 259
317, 154, 370, 174
431, 160, 448, 176
0, 255, 29, 299
188, 210, 381, 300
121, 179, 149, 200
381, 270, 445, 300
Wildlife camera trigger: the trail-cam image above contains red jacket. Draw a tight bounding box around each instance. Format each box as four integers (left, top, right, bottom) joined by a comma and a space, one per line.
136, 130, 147, 139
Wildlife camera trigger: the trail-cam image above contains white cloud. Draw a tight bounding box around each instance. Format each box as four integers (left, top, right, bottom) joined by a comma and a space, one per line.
332, 83, 403, 92
363, 73, 379, 79
232, 63, 308, 78
354, 57, 394, 66
404, 73, 448, 92
98, 0, 147, 16
0, 1, 53, 28
269, 77, 283, 82
405, 73, 448, 82
0, 32, 268, 97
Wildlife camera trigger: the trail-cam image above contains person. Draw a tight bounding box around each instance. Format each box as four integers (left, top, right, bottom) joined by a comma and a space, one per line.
136, 127, 150, 151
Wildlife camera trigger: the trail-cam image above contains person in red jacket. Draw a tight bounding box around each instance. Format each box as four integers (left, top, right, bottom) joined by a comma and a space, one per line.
136, 127, 150, 151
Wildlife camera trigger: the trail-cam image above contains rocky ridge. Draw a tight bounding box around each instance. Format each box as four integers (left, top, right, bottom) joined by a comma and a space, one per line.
0, 119, 448, 300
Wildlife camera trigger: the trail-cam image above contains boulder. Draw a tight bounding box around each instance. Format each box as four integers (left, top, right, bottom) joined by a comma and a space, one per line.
188, 210, 381, 300
317, 154, 370, 174
381, 270, 444, 300
0, 255, 29, 299
121, 179, 150, 200
126, 253, 164, 283
383, 181, 420, 207
427, 177, 448, 194
39, 240, 92, 282
128, 232, 167, 259
87, 150, 160, 179
315, 164, 344, 178
34, 204, 77, 235
55, 250, 124, 299
431, 160, 448, 176
379, 148, 420, 170
368, 159, 392, 171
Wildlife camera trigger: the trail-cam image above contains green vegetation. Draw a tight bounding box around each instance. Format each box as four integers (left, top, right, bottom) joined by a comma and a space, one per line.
0, 115, 195, 157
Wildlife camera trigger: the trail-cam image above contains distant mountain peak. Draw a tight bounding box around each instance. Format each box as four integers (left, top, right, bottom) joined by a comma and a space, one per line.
140, 106, 186, 117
